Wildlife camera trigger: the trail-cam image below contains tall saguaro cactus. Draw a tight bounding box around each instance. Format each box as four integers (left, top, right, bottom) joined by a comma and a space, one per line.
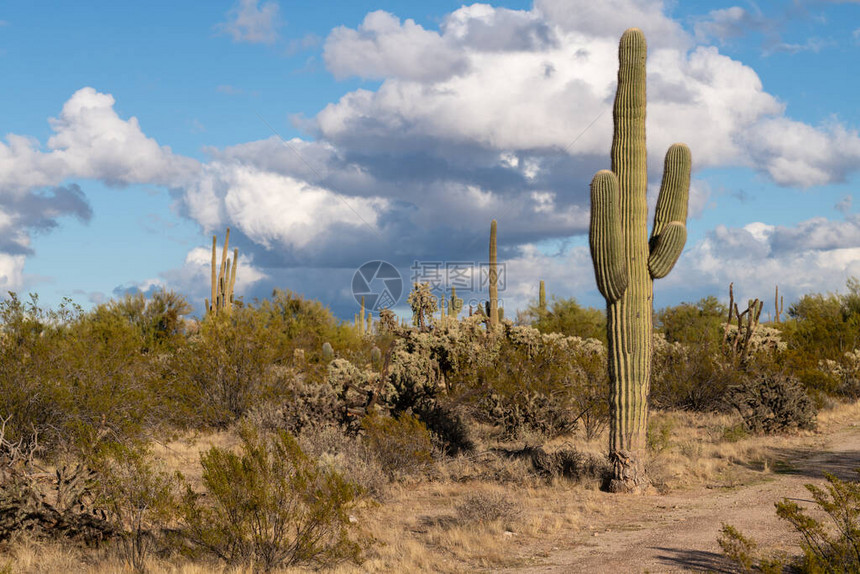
588, 28, 691, 492
488, 219, 499, 328
205, 228, 238, 316
539, 280, 547, 312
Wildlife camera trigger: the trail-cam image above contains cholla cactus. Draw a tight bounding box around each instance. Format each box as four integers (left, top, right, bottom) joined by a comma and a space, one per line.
408, 283, 437, 331
588, 29, 691, 492
378, 309, 399, 333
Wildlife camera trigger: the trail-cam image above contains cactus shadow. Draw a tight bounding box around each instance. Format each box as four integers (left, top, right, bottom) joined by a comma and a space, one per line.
651, 546, 736, 573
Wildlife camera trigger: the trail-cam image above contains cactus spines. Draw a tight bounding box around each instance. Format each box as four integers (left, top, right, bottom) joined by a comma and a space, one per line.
322, 342, 334, 361
207, 228, 238, 316
488, 219, 499, 328
587, 28, 691, 492
539, 280, 547, 312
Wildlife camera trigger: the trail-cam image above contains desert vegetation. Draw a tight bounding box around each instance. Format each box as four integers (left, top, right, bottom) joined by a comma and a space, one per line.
2, 28, 859, 574
0, 273, 859, 571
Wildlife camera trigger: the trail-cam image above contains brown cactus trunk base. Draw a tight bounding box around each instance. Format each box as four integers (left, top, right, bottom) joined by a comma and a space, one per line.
607, 451, 651, 493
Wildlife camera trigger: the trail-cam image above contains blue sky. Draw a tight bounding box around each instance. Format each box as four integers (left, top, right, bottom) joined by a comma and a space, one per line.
1, 0, 859, 321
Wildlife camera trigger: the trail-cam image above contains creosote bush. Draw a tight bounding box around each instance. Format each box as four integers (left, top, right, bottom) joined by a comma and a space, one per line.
720, 470, 860, 573
776, 471, 860, 572
180, 424, 361, 571
98, 447, 180, 572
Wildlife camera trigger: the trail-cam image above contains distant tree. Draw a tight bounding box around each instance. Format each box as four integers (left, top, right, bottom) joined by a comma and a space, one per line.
101, 289, 192, 352
655, 295, 726, 346
525, 296, 606, 342
783, 283, 860, 361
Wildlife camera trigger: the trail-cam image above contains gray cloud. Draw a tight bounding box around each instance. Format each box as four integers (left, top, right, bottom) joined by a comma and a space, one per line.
0, 184, 91, 255
693, 6, 770, 44
216, 0, 281, 45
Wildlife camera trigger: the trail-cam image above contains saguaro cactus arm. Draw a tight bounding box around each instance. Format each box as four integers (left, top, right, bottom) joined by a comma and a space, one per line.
648, 143, 691, 279
589, 170, 628, 302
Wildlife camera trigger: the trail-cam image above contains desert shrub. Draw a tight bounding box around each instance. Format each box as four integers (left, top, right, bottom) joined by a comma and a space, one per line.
100, 289, 191, 353
778, 280, 860, 397
527, 296, 606, 343
721, 470, 860, 573
0, 421, 114, 545
499, 445, 609, 483
298, 426, 388, 500
717, 524, 758, 573
166, 308, 282, 428
244, 379, 344, 436
255, 289, 362, 364
361, 413, 434, 478
98, 448, 180, 572
0, 294, 159, 461
456, 491, 522, 525
650, 335, 738, 412
720, 423, 749, 443
718, 524, 784, 574
775, 471, 860, 573
785, 290, 860, 361
656, 296, 726, 347
383, 333, 473, 454
726, 370, 816, 434
181, 425, 361, 571
410, 400, 474, 455
646, 415, 674, 454
820, 349, 860, 399
472, 333, 606, 440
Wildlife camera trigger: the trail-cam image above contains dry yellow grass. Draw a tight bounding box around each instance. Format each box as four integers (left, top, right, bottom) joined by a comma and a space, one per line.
3, 401, 857, 573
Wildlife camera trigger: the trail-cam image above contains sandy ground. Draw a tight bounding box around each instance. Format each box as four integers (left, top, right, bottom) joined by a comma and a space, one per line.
501, 422, 860, 573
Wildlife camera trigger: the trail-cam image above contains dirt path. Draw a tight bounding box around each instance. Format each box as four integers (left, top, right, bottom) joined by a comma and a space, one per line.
505, 423, 860, 573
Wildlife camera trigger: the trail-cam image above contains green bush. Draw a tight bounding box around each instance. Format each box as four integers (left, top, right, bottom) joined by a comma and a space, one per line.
166, 308, 282, 428
181, 425, 361, 571
776, 471, 860, 573
717, 524, 784, 574
650, 336, 736, 412
0, 294, 158, 461
656, 296, 726, 347
527, 296, 606, 343
721, 470, 860, 573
